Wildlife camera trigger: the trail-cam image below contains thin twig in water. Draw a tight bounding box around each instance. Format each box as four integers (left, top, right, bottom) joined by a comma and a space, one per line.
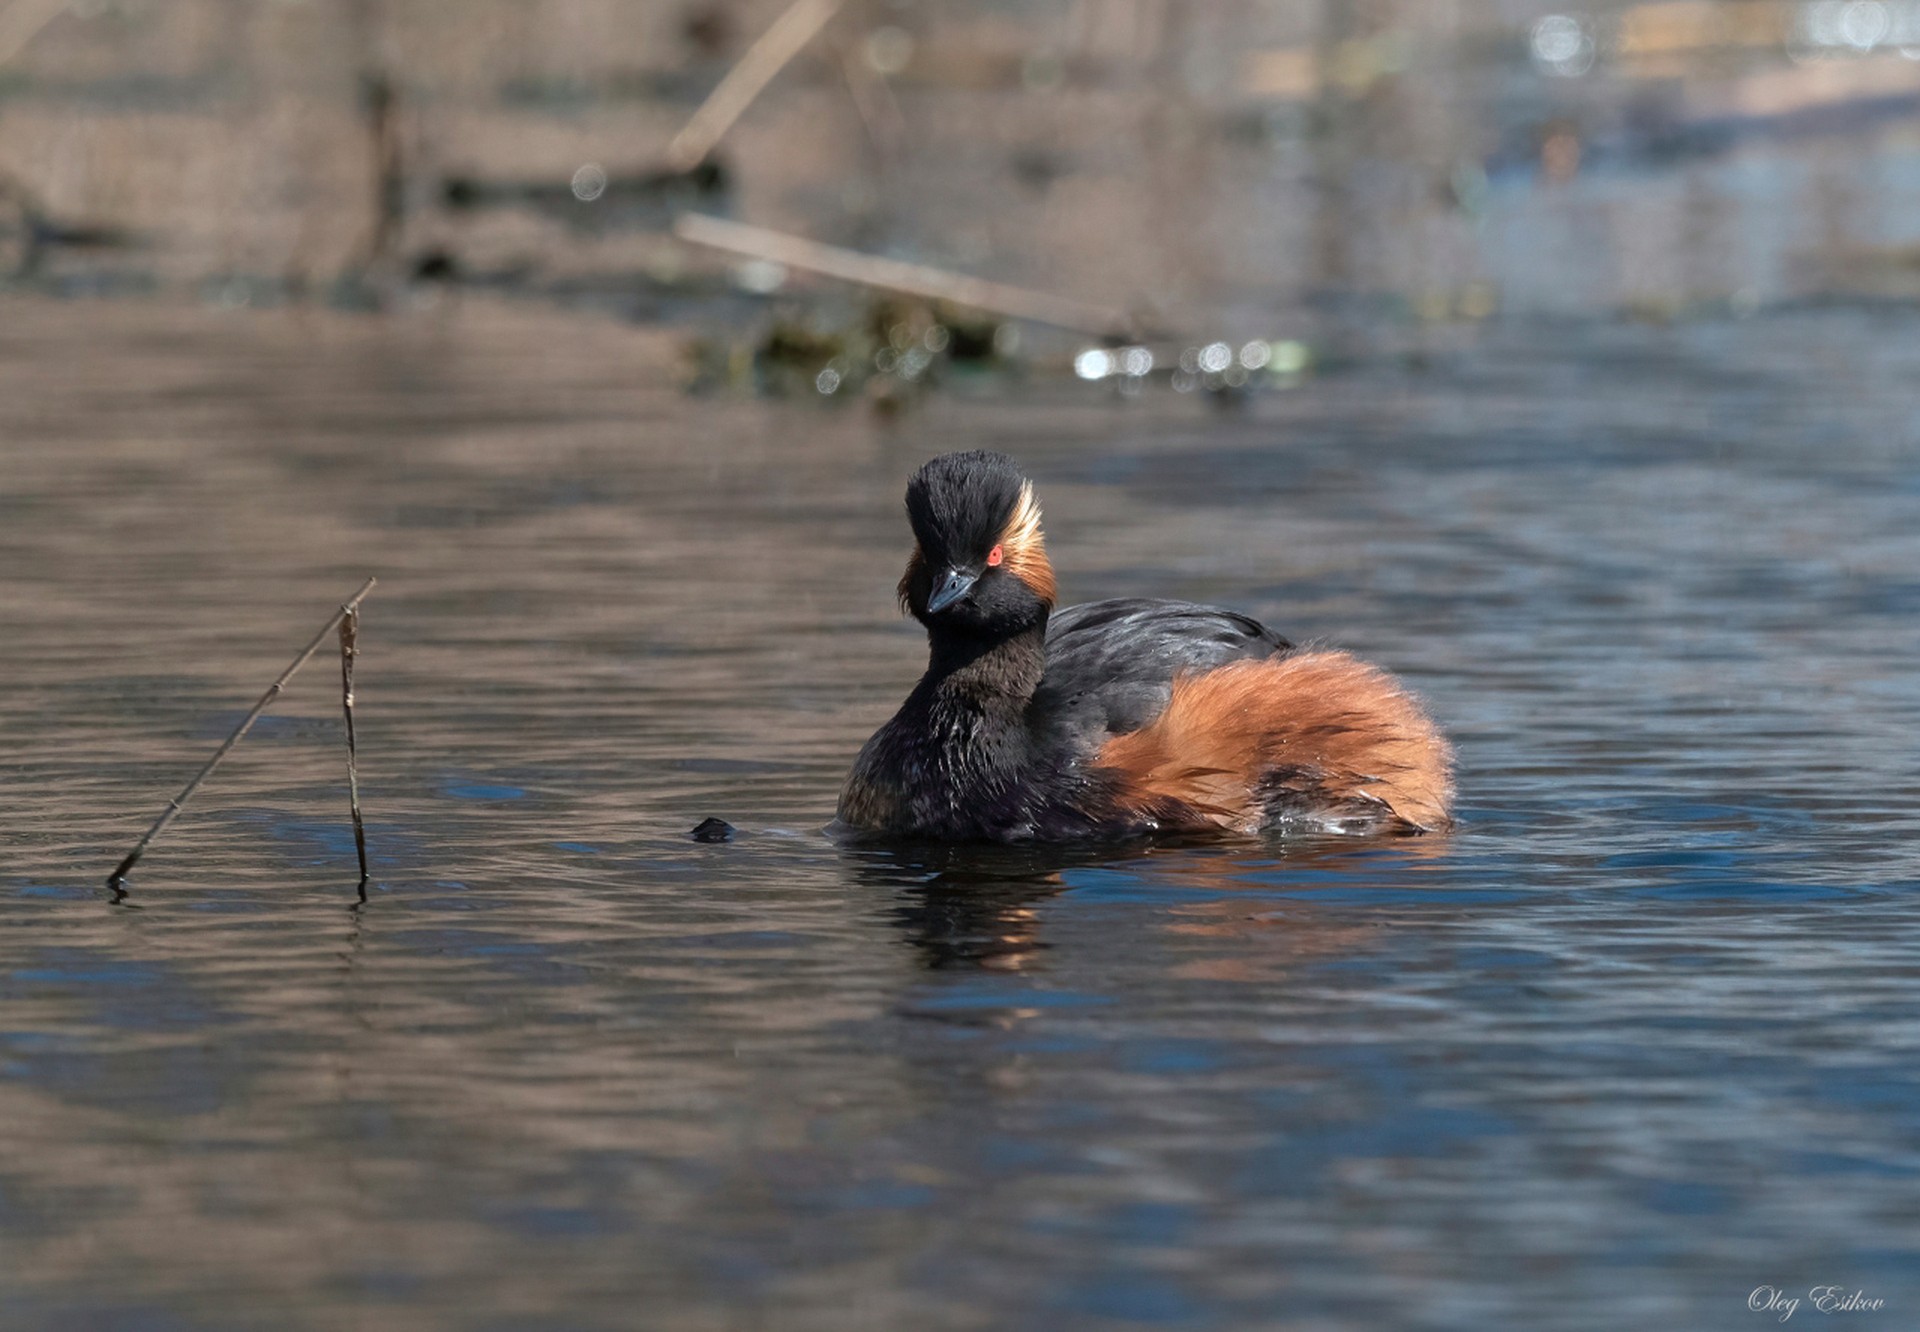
666, 0, 846, 172
107, 576, 378, 893
673, 213, 1141, 338
339, 604, 370, 896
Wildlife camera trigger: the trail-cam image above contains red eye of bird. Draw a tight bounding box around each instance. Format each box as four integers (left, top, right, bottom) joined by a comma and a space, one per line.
987, 544, 1004, 567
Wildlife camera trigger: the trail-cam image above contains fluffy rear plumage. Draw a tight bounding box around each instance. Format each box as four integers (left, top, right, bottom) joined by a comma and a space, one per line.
1094, 652, 1455, 833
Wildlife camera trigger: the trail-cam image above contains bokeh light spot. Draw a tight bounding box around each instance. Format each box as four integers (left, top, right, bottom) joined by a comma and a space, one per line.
571, 163, 607, 202
1074, 348, 1113, 380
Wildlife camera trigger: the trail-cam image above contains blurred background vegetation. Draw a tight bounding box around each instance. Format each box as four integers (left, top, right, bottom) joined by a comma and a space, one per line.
2, 0, 1918, 353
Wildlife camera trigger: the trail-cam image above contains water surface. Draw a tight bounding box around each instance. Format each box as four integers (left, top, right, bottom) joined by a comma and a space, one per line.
3, 297, 1918, 1330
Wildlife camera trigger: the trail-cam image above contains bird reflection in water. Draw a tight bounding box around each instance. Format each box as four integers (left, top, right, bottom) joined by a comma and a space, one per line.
840, 840, 1079, 972
839, 834, 1453, 975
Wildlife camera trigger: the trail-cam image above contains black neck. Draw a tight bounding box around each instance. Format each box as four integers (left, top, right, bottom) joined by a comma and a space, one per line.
921, 622, 1047, 712
856, 617, 1055, 838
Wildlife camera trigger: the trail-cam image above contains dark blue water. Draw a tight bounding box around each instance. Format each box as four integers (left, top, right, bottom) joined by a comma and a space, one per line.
2, 298, 1917, 1329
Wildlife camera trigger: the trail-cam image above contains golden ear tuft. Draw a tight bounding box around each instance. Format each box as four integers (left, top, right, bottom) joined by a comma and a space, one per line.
999, 481, 1056, 606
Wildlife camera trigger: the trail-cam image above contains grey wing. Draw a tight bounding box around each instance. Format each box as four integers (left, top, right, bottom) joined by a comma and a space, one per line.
1034, 598, 1293, 747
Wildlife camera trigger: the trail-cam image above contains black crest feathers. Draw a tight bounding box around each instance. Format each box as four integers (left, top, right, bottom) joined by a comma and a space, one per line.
904, 450, 1028, 566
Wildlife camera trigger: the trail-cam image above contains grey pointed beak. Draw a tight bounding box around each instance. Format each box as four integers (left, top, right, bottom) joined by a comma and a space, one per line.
926, 566, 978, 614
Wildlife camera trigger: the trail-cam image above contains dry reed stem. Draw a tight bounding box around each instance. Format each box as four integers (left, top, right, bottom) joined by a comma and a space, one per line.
0, 0, 69, 68
666, 0, 847, 172
107, 576, 378, 894
673, 213, 1139, 337
339, 605, 369, 896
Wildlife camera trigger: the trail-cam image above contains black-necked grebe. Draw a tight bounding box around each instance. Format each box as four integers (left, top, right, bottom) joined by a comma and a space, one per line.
838, 450, 1453, 841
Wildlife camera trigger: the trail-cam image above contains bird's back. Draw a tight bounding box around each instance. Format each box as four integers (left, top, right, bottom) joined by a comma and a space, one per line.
1033, 598, 1293, 750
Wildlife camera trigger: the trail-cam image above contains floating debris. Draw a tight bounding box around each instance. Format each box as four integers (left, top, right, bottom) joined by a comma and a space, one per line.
690, 817, 736, 843
681, 295, 1018, 403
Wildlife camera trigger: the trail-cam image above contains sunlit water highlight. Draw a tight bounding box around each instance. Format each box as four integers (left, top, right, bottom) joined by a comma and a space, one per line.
2, 298, 1918, 1330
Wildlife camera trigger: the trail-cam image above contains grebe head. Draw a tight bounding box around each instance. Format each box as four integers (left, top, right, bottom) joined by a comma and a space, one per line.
898, 450, 1056, 635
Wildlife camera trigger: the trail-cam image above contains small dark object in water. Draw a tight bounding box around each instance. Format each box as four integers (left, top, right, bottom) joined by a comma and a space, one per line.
838, 453, 1454, 842
690, 817, 735, 842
